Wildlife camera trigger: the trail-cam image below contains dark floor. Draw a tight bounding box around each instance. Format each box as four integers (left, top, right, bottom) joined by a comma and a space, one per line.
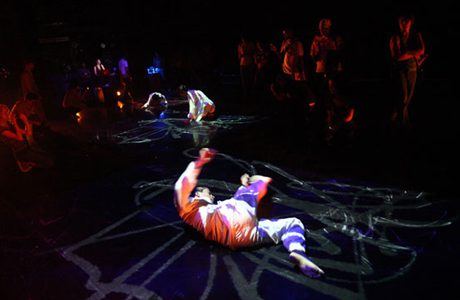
1, 79, 458, 300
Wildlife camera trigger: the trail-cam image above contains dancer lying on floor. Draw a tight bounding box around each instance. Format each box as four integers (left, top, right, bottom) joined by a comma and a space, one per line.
174, 148, 324, 278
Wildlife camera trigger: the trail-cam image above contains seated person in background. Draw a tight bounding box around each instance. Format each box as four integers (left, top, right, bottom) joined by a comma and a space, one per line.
115, 81, 134, 106
142, 92, 168, 113
77, 62, 92, 86
10, 92, 48, 127
0, 104, 53, 170
270, 74, 292, 102
179, 85, 216, 123
62, 79, 89, 113
10, 92, 53, 147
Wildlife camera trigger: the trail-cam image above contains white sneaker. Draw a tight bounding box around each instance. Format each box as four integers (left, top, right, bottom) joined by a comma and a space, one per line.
289, 252, 325, 278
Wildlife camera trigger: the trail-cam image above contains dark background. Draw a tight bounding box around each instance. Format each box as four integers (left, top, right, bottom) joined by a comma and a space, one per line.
0, 0, 456, 193
1, 0, 453, 81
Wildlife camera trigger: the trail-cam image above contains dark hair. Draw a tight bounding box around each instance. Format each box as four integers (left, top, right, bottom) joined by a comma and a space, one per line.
398, 12, 415, 24
195, 187, 207, 193
149, 92, 166, 101
178, 84, 187, 92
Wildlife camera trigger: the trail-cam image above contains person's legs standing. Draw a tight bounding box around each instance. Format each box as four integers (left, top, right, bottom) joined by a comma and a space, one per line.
403, 68, 417, 126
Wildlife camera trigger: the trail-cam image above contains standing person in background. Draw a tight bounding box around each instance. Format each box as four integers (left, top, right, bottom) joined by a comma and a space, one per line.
20, 60, 47, 125
310, 18, 353, 142
271, 28, 306, 83
93, 59, 106, 80
270, 27, 312, 141
310, 18, 345, 101
389, 13, 425, 128
93, 58, 107, 103
237, 34, 256, 98
20, 60, 41, 99
77, 62, 92, 87
118, 55, 134, 102
118, 55, 131, 85
253, 40, 271, 94
270, 27, 310, 105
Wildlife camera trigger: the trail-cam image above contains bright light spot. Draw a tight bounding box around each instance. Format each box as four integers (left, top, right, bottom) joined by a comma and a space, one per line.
344, 108, 354, 123
147, 66, 162, 75
76, 112, 82, 124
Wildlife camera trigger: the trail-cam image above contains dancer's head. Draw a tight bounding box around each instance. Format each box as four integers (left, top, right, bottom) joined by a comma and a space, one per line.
194, 186, 215, 204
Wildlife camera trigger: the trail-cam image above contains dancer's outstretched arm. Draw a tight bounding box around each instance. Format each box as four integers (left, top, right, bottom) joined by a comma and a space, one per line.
174, 148, 216, 214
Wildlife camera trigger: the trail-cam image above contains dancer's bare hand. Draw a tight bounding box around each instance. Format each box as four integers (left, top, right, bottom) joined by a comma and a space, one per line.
240, 173, 250, 186
196, 148, 217, 167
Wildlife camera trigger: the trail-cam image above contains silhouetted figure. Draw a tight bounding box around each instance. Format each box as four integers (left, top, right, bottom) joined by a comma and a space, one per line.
253, 40, 271, 94
76, 62, 92, 87
310, 18, 345, 99
310, 18, 353, 142
389, 14, 425, 128
117, 56, 133, 97
20, 60, 41, 99
270, 74, 291, 102
118, 56, 130, 83
269, 28, 312, 140
238, 35, 256, 98
62, 80, 89, 113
